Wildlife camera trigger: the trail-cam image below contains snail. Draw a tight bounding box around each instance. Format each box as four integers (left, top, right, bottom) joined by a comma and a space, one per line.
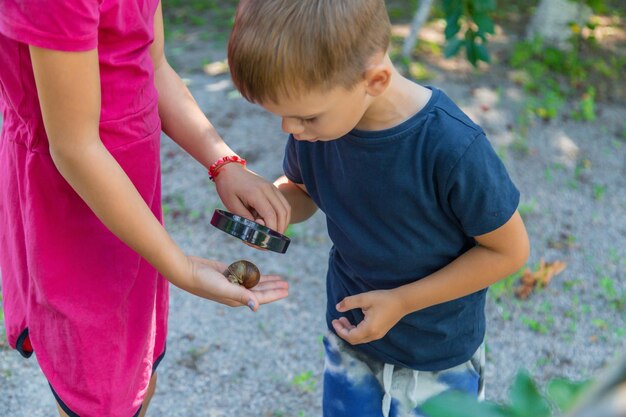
223, 260, 260, 289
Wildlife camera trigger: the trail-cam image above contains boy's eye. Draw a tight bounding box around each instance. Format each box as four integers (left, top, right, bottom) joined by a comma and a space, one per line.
303, 117, 317, 123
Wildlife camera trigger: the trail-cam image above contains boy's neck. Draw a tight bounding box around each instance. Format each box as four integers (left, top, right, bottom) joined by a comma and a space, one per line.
356, 68, 432, 132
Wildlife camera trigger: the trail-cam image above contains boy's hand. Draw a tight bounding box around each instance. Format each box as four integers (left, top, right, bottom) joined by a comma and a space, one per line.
214, 164, 291, 234
187, 256, 289, 311
332, 289, 406, 345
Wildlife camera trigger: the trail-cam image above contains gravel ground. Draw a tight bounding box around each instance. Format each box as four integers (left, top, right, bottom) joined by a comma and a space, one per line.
1, 40, 625, 417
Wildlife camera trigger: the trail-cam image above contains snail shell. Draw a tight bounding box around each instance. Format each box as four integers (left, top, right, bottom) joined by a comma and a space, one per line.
223, 260, 260, 289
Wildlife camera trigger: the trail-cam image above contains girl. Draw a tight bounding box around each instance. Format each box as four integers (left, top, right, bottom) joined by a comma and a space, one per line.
0, 0, 290, 416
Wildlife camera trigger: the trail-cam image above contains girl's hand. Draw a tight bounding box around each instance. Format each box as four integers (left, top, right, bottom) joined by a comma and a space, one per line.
186, 256, 289, 311
332, 290, 406, 345
215, 164, 291, 234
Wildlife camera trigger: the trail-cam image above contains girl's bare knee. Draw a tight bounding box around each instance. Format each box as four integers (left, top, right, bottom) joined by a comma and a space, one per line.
146, 372, 158, 400
138, 372, 158, 417
56, 403, 70, 417
56, 373, 158, 417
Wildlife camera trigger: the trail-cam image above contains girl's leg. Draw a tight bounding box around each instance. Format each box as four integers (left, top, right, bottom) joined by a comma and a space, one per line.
55, 373, 158, 417
56, 403, 69, 417
138, 372, 158, 417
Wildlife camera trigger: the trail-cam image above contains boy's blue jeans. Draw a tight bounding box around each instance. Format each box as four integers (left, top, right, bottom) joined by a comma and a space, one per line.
322, 333, 485, 417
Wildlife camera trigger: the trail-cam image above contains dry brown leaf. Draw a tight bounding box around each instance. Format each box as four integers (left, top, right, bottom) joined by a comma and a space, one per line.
515, 267, 535, 300
537, 259, 567, 287
515, 258, 567, 299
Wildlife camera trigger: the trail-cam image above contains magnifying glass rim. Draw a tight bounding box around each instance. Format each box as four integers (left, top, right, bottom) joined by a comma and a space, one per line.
210, 209, 291, 253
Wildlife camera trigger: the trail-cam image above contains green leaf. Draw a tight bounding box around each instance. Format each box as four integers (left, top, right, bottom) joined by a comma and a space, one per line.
465, 38, 478, 66
476, 43, 490, 63
444, 38, 464, 58
422, 391, 507, 417
585, 0, 605, 12
546, 378, 590, 412
445, 14, 461, 40
443, 0, 463, 15
473, 0, 497, 13
509, 371, 552, 417
284, 225, 295, 238
579, 88, 596, 121
530, 36, 544, 54
474, 13, 495, 34
509, 42, 533, 68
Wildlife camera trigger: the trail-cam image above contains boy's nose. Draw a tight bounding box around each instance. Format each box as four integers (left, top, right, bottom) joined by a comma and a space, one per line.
281, 117, 305, 135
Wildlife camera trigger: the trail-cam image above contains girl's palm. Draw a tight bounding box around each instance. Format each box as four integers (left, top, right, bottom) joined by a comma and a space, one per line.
188, 256, 289, 311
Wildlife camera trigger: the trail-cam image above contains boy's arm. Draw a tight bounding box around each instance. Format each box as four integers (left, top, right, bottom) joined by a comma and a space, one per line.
274, 175, 318, 224
149, 2, 290, 232
334, 211, 529, 344
395, 210, 529, 312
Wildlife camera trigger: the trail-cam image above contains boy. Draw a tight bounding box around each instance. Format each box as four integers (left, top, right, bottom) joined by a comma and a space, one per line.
228, 1, 529, 416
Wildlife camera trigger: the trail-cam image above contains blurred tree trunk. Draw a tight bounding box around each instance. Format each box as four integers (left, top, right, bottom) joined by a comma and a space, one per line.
402, 0, 434, 58
527, 0, 592, 50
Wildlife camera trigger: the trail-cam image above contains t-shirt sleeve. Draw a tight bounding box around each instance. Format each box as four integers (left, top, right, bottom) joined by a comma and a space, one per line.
445, 133, 520, 236
0, 0, 100, 51
282, 135, 304, 184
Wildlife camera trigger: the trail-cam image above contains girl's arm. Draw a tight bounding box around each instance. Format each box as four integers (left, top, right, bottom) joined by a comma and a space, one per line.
149, 2, 290, 233
29, 47, 287, 310
273, 175, 318, 224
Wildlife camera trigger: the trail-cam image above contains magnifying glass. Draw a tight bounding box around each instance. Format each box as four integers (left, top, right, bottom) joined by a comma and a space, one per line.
210, 209, 291, 253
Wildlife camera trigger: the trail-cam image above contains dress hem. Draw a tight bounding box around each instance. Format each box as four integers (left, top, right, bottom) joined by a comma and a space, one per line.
48, 345, 167, 417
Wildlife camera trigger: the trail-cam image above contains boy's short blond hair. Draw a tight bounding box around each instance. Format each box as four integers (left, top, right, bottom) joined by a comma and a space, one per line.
228, 0, 391, 104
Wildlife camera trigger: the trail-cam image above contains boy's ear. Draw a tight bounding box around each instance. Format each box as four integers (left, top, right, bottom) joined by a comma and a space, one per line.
363, 60, 392, 97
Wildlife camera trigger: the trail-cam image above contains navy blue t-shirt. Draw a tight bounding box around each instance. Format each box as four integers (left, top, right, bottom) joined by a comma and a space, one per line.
283, 87, 520, 371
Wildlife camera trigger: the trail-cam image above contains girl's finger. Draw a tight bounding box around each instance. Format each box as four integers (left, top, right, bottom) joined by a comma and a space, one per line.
253, 287, 289, 305
251, 194, 278, 231
224, 195, 256, 222
257, 274, 287, 284
252, 282, 289, 294
263, 187, 291, 233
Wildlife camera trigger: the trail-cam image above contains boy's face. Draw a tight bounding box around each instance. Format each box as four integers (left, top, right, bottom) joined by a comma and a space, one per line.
261, 83, 370, 142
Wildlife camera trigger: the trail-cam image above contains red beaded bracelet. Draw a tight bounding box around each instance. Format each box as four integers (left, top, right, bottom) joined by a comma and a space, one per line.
208, 155, 247, 181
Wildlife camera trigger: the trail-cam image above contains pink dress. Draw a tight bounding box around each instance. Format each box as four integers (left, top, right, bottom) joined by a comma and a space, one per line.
0, 0, 169, 415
